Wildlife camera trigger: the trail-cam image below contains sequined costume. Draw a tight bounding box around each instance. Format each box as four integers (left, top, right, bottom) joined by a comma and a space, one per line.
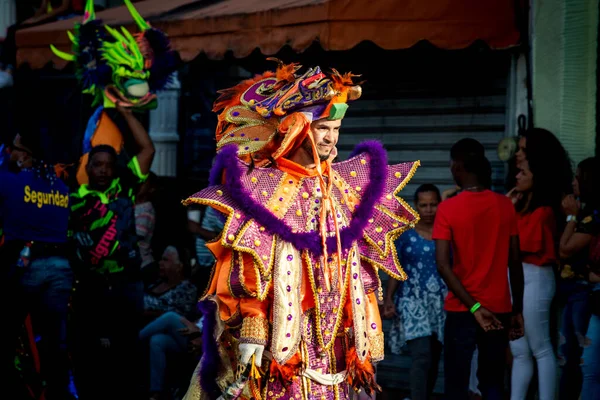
182, 61, 419, 400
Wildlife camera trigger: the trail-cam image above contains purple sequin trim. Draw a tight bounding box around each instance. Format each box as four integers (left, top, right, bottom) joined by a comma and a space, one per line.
207, 141, 388, 256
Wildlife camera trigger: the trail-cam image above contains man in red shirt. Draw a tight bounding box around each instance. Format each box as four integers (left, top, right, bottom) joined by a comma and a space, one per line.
433, 139, 524, 399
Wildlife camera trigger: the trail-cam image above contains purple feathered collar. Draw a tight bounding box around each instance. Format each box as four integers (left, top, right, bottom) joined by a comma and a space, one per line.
209, 141, 387, 257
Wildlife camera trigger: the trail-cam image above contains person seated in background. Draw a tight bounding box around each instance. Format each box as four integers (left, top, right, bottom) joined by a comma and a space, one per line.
141, 245, 200, 400
144, 245, 198, 322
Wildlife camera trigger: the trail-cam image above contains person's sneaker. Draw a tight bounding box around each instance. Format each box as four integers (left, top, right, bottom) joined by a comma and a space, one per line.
0, 69, 13, 88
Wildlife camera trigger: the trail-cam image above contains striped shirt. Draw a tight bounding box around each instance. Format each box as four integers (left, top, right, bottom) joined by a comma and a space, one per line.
188, 206, 224, 267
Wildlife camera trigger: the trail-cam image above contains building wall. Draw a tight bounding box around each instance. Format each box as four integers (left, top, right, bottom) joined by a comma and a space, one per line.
532, 0, 598, 163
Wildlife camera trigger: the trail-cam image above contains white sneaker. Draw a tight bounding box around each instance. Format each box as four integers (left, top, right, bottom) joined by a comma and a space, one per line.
0, 70, 13, 88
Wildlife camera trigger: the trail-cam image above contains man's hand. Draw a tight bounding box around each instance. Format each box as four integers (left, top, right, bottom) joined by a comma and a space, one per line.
473, 307, 503, 332
509, 313, 525, 341
562, 194, 580, 216
383, 298, 397, 319
506, 187, 523, 205
239, 343, 264, 367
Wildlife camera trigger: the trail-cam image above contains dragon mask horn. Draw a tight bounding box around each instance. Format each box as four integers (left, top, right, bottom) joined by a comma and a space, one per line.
50, 44, 76, 61
124, 0, 151, 31
82, 0, 95, 24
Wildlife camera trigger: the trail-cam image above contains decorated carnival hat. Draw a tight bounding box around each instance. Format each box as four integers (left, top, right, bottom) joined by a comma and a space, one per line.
212, 59, 362, 166
50, 0, 179, 109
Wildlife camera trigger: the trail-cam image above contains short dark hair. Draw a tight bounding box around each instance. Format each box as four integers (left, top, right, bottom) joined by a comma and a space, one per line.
450, 138, 485, 162
414, 184, 441, 204
88, 145, 117, 164
450, 139, 492, 188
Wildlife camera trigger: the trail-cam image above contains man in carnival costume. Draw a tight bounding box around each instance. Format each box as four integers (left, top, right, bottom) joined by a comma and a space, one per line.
49, 1, 178, 399
181, 60, 420, 400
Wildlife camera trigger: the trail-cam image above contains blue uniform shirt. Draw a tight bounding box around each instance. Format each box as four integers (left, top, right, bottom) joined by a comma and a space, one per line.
0, 169, 70, 243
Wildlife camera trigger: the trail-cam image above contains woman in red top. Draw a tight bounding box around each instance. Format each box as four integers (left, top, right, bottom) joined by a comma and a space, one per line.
508, 159, 558, 400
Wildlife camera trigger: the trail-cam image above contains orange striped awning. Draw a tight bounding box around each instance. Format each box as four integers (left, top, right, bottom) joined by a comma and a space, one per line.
17, 0, 522, 69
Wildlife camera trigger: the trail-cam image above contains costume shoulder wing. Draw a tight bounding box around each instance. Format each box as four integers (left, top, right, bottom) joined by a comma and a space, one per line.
332, 141, 419, 280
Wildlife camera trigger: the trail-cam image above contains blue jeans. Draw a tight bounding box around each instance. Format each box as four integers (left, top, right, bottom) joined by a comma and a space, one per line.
444, 312, 510, 400
558, 283, 591, 400
582, 286, 600, 400
20, 256, 73, 399
140, 311, 189, 392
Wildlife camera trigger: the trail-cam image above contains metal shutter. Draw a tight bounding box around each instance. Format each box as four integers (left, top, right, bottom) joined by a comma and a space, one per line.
337, 55, 510, 200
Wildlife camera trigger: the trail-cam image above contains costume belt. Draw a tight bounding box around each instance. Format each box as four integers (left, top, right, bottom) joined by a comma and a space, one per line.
301, 369, 347, 385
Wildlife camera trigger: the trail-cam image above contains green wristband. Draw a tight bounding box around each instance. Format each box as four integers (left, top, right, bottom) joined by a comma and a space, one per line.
470, 302, 482, 314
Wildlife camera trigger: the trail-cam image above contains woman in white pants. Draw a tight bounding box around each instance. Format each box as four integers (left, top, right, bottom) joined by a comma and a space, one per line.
508, 159, 558, 400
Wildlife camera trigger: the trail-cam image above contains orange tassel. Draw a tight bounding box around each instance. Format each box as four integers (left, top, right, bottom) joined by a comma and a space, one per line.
345, 348, 381, 396
269, 353, 303, 385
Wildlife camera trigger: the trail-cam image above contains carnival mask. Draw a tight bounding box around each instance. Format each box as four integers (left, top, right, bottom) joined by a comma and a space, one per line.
51, 0, 178, 109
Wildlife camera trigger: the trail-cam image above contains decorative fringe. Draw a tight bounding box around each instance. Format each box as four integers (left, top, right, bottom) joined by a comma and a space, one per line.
198, 300, 221, 400
269, 353, 303, 386
345, 348, 381, 396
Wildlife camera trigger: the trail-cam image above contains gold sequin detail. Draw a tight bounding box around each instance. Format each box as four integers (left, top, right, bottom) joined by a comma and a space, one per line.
355, 186, 362, 192
262, 255, 268, 261
378, 240, 383, 246
273, 205, 280, 212
254, 239, 261, 247
369, 332, 385, 362
283, 187, 290, 194
376, 227, 383, 233
296, 210, 303, 216
302, 192, 309, 199
240, 317, 270, 344
386, 194, 392, 200
269, 173, 275, 177
395, 172, 402, 178
216, 190, 223, 196
350, 171, 357, 177
392, 223, 399, 228
368, 218, 374, 223
262, 191, 268, 197
235, 213, 241, 219
251, 177, 258, 183
361, 159, 367, 165
259, 226, 265, 232
227, 234, 235, 242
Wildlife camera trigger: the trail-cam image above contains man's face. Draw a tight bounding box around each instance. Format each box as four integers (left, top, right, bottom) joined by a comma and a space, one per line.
303, 118, 341, 162
87, 152, 116, 190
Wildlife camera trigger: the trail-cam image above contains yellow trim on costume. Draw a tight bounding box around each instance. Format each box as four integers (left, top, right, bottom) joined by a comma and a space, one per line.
240, 316, 270, 345
303, 248, 351, 352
